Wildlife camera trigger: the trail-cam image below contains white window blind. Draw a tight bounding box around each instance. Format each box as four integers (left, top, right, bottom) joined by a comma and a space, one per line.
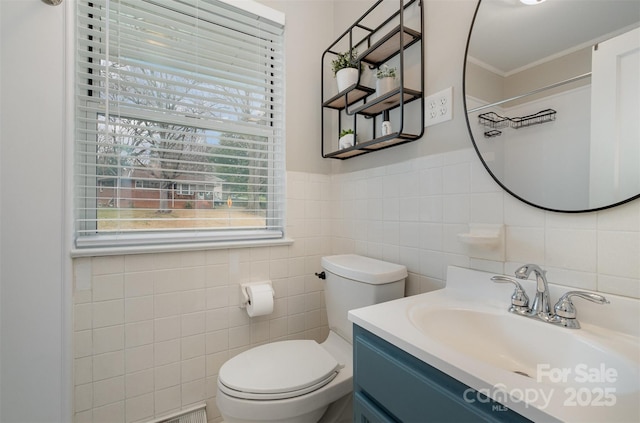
75, 0, 285, 249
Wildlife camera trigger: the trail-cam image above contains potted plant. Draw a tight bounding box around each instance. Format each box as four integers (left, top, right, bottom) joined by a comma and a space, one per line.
338, 128, 355, 149
331, 49, 359, 92
375, 65, 398, 97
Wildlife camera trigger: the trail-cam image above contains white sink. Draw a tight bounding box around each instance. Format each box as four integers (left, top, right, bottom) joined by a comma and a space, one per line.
408, 306, 640, 394
349, 265, 640, 423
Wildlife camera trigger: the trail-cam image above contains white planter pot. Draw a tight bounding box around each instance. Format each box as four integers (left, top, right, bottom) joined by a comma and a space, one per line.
339, 133, 355, 150
336, 68, 359, 92
376, 77, 398, 97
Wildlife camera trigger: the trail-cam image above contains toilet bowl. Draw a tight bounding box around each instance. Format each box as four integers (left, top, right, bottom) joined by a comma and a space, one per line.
216, 331, 353, 423
216, 254, 407, 423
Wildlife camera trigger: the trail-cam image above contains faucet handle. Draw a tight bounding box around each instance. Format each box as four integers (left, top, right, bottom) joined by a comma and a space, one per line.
491, 275, 530, 312
554, 291, 610, 319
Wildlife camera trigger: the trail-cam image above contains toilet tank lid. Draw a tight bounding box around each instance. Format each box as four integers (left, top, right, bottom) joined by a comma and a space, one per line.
321, 254, 407, 285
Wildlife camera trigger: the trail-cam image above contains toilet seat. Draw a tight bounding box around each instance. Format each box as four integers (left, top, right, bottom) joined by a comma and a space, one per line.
218, 340, 342, 401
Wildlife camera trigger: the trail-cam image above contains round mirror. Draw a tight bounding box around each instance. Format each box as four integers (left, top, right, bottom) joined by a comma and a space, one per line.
464, 0, 640, 212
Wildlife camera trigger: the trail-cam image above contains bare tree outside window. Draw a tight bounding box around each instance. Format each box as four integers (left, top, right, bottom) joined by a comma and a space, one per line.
93, 62, 272, 230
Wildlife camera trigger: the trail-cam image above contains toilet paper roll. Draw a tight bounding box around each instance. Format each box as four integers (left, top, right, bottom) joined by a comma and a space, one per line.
246, 284, 274, 317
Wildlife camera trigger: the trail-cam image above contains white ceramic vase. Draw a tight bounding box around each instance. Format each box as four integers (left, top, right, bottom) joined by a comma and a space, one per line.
336, 68, 359, 92
339, 133, 355, 149
376, 76, 398, 97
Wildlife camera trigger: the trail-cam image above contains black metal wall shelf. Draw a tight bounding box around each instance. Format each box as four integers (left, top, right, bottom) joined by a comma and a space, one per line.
349, 87, 422, 117
324, 132, 421, 159
359, 26, 422, 66
323, 85, 376, 110
321, 0, 424, 159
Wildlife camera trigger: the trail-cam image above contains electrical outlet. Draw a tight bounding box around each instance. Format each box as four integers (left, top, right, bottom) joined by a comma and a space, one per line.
425, 86, 453, 127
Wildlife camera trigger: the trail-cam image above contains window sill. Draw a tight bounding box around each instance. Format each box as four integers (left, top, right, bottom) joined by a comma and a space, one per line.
70, 237, 294, 258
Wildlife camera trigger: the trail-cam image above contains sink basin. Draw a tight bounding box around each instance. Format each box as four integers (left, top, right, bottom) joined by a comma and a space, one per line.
350, 265, 640, 422
408, 306, 639, 393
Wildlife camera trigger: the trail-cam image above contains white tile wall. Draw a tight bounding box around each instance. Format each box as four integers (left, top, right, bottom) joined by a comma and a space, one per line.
330, 148, 640, 298
73, 172, 332, 423
73, 161, 640, 422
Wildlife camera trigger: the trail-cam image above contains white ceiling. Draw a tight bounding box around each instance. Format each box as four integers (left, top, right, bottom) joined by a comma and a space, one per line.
468, 0, 640, 75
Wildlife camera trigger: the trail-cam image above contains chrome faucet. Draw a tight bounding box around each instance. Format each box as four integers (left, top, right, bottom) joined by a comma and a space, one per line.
491, 264, 609, 329
514, 264, 551, 318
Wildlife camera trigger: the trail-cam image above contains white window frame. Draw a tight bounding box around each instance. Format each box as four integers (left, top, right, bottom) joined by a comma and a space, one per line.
72, 0, 287, 253
179, 184, 193, 196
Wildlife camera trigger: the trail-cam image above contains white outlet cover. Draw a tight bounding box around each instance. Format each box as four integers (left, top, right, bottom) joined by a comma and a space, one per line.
425, 86, 453, 127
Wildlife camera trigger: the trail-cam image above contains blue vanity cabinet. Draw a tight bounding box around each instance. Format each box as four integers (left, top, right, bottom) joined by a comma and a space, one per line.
353, 325, 532, 423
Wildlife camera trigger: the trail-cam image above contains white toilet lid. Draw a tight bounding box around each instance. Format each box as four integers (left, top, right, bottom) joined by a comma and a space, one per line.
218, 340, 341, 400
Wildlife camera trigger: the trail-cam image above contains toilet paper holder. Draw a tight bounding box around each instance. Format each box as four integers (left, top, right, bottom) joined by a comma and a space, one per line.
240, 281, 274, 308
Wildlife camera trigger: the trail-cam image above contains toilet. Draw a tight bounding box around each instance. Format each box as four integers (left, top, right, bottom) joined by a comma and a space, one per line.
216, 254, 407, 423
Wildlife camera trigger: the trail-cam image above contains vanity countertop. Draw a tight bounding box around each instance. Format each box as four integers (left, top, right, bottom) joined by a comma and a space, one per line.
348, 266, 640, 423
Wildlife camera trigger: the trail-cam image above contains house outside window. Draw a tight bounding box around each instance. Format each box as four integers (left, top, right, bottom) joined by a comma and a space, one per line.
75, 0, 285, 249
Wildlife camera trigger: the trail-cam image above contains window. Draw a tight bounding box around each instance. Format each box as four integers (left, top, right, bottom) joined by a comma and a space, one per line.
178, 184, 193, 196
75, 0, 285, 249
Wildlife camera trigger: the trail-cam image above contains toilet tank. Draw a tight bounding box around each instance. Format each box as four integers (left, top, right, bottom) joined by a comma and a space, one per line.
321, 254, 406, 343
